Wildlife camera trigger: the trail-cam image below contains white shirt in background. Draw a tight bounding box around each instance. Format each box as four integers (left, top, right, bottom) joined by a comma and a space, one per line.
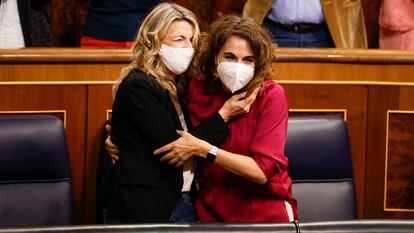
0, 0, 25, 48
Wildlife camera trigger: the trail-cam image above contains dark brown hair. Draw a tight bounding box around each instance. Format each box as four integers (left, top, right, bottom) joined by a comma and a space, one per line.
198, 15, 277, 94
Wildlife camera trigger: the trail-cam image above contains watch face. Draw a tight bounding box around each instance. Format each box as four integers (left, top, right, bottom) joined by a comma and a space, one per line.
206, 152, 216, 163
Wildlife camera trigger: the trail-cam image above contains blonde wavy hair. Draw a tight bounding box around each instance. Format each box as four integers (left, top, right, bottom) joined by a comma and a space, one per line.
114, 3, 200, 97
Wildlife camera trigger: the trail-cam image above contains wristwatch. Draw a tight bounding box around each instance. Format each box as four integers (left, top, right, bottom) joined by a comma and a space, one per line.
206, 145, 218, 163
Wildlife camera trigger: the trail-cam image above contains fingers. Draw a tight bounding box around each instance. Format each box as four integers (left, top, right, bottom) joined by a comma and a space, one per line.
108, 151, 119, 161
240, 87, 260, 112
250, 87, 260, 99
154, 143, 173, 155
176, 130, 185, 136
105, 124, 112, 136
174, 161, 185, 168
245, 87, 260, 104
167, 156, 184, 168
105, 131, 120, 163
232, 91, 247, 100
160, 153, 186, 168
105, 135, 116, 150
159, 149, 178, 162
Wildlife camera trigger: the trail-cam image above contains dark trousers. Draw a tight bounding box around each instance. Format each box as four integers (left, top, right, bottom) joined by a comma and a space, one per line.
104, 192, 198, 224
263, 19, 335, 48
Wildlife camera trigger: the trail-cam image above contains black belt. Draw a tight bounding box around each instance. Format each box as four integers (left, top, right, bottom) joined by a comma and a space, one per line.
265, 19, 327, 33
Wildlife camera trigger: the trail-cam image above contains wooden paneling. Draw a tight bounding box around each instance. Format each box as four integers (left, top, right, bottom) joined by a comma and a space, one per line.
84, 85, 114, 223
274, 63, 414, 83
385, 112, 414, 210
0, 85, 87, 224
0, 64, 123, 82
366, 86, 414, 219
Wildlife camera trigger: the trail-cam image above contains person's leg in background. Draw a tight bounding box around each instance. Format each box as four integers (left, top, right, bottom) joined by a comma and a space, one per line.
300, 25, 334, 48
263, 19, 334, 48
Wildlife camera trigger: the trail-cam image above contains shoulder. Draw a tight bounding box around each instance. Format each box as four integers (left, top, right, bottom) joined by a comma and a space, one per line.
122, 69, 153, 85
120, 69, 160, 91
255, 80, 288, 111
115, 69, 166, 102
260, 80, 287, 100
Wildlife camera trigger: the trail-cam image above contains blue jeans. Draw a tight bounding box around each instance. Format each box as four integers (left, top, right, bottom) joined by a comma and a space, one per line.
169, 192, 198, 223
264, 20, 335, 48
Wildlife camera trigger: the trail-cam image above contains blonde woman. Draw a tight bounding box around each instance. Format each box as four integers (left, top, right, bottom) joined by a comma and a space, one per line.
107, 3, 256, 223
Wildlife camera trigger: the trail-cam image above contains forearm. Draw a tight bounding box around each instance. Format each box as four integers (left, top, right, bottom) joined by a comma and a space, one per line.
215, 149, 267, 185
198, 142, 267, 185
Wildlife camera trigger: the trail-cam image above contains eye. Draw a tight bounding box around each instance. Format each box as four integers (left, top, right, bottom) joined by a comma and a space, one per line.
243, 56, 255, 64
223, 54, 236, 61
173, 38, 184, 42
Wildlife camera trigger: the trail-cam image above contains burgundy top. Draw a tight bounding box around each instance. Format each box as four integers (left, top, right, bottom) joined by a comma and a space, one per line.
186, 76, 298, 223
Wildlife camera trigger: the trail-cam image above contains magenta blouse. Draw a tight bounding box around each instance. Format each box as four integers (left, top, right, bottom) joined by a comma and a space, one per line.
186, 76, 298, 223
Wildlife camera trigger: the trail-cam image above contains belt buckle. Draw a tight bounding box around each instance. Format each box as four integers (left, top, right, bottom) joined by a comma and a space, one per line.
294, 25, 299, 33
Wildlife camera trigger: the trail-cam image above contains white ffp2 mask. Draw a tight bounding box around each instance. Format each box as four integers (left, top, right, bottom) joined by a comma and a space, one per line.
217, 62, 255, 93
159, 44, 195, 75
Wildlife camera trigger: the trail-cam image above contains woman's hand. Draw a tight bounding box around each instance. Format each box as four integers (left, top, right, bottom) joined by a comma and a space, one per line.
218, 87, 260, 122
105, 124, 120, 164
154, 130, 211, 168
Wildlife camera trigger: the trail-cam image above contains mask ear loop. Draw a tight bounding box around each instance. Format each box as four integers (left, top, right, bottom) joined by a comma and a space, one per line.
214, 57, 220, 79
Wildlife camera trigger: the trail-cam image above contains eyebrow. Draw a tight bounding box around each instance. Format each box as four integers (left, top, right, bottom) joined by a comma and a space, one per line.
171, 35, 185, 39
243, 55, 255, 60
223, 52, 236, 56
171, 34, 192, 39
223, 52, 255, 59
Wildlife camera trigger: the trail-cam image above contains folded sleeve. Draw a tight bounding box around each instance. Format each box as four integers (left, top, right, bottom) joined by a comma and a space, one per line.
250, 84, 289, 178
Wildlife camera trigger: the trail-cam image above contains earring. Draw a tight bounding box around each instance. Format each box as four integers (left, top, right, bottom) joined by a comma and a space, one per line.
213, 71, 219, 79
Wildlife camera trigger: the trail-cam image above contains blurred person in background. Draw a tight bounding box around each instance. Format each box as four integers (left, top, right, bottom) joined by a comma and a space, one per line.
80, 0, 162, 48
0, 0, 52, 48
243, 0, 367, 48
379, 0, 414, 51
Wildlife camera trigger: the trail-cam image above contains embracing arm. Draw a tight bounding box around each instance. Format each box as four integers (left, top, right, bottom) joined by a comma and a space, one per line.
107, 87, 259, 164
110, 73, 181, 153
207, 146, 268, 184
155, 130, 267, 184
189, 88, 259, 145
155, 84, 289, 184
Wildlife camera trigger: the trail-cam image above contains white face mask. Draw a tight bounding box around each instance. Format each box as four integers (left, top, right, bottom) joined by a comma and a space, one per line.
159, 43, 195, 75
217, 62, 255, 93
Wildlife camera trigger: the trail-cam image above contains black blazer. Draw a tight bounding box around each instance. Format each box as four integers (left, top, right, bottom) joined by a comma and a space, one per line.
108, 69, 228, 223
